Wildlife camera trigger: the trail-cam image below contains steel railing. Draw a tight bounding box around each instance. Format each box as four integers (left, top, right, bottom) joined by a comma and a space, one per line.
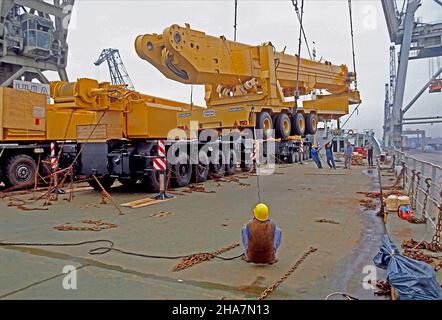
390, 149, 441, 235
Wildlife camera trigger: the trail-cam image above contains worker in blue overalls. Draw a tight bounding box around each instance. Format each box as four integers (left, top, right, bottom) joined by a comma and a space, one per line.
310, 144, 323, 169
325, 142, 336, 170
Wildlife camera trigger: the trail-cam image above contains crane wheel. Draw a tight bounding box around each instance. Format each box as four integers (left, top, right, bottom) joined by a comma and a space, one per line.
288, 150, 297, 164
225, 149, 238, 175
88, 176, 115, 191
171, 158, 193, 188
4, 154, 37, 188
275, 113, 291, 139
192, 163, 209, 183
305, 113, 318, 135
241, 160, 253, 172
255, 112, 273, 139
192, 152, 209, 183
291, 112, 306, 136
209, 150, 226, 178
142, 171, 161, 193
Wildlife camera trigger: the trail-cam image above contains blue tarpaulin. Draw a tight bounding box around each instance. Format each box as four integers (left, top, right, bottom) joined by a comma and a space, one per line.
373, 235, 442, 300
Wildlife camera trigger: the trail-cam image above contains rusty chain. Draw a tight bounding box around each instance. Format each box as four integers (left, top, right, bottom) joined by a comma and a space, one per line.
54, 220, 118, 232
172, 243, 240, 272
413, 172, 421, 210
315, 219, 340, 225
419, 178, 432, 220
384, 163, 405, 190
258, 247, 318, 300
408, 169, 416, 199
402, 238, 441, 253
402, 248, 434, 264
431, 191, 442, 251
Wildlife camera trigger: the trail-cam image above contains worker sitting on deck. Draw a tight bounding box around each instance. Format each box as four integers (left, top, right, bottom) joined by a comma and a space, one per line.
310, 145, 323, 169
241, 203, 282, 264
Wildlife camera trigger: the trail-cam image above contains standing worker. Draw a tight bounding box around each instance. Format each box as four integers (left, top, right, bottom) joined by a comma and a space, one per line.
366, 143, 374, 167
241, 203, 282, 264
310, 144, 323, 169
344, 141, 354, 169
325, 142, 336, 170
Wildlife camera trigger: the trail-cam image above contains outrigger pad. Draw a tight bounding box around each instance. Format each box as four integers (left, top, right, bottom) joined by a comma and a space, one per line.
373, 235, 442, 300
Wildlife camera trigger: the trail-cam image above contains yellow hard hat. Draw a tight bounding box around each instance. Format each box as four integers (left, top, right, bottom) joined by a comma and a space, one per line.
253, 203, 269, 221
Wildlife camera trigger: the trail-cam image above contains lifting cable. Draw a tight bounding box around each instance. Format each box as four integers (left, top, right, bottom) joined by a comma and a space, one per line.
318, 1, 361, 147
291, 0, 312, 60
293, 0, 305, 111
0, 239, 244, 261
253, 126, 262, 203
348, 0, 358, 89
234, 0, 238, 41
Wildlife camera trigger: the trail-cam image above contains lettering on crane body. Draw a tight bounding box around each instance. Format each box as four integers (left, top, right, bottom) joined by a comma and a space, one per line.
13, 80, 51, 103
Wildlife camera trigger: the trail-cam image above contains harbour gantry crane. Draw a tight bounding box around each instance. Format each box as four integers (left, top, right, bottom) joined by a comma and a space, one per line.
0, 0, 75, 86
94, 48, 135, 90
381, 0, 442, 150
135, 23, 361, 139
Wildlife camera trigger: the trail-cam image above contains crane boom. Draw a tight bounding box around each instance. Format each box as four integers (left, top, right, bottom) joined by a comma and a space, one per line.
135, 23, 360, 111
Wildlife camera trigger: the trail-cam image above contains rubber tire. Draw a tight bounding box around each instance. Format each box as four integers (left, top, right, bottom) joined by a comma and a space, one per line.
5, 154, 37, 187
241, 161, 253, 172
291, 112, 306, 136
305, 113, 318, 135
255, 112, 273, 139
142, 171, 161, 193
209, 151, 226, 178
225, 150, 237, 176
171, 159, 193, 188
88, 176, 115, 191
288, 151, 297, 164
192, 152, 209, 183
275, 113, 291, 139
192, 164, 209, 183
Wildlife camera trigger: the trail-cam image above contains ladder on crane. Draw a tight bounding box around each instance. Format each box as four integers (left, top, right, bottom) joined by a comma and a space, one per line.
94, 48, 135, 90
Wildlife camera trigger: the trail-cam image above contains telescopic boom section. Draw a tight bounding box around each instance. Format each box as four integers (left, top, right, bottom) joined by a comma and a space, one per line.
135, 23, 360, 110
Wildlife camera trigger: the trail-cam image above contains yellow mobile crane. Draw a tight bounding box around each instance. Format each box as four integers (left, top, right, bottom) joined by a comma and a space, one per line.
0, 24, 361, 190
135, 24, 361, 138
0, 79, 196, 189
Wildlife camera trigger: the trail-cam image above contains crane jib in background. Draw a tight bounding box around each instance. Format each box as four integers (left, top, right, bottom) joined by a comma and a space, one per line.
94, 48, 135, 90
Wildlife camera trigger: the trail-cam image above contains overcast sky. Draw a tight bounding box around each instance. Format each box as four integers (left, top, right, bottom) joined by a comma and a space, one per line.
46, 0, 442, 138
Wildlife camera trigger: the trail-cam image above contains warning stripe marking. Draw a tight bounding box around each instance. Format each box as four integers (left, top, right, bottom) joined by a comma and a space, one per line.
153, 157, 167, 171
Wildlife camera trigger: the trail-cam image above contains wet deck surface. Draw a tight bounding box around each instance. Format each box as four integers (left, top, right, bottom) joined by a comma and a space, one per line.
0, 162, 391, 300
